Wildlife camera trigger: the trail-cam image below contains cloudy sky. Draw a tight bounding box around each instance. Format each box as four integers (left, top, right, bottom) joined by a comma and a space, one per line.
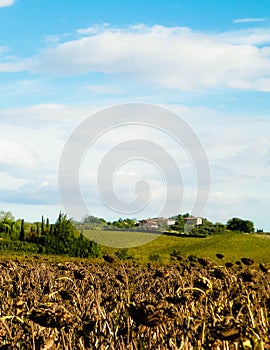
0, 0, 270, 230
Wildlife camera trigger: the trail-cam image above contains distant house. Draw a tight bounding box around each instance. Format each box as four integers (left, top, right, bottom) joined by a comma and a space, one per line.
140, 222, 159, 230
167, 219, 176, 226
139, 217, 169, 230
184, 217, 202, 233
184, 217, 202, 226
139, 219, 159, 230
139, 217, 179, 230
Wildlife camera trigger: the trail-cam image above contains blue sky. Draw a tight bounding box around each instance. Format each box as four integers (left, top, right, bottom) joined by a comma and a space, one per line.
0, 0, 270, 230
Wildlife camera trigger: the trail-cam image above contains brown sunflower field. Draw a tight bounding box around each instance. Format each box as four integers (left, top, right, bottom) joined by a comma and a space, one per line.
0, 255, 269, 349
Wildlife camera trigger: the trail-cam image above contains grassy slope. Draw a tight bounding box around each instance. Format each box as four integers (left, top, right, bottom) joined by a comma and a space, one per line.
96, 230, 270, 264
83, 229, 161, 248
1, 230, 269, 265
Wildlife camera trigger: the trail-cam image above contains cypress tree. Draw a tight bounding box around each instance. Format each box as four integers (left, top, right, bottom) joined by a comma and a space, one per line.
19, 219, 25, 242
46, 218, 50, 232
36, 222, 40, 235
41, 215, 45, 235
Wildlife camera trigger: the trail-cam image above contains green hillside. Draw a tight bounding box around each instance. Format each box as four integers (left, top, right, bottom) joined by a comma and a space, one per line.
95, 230, 270, 264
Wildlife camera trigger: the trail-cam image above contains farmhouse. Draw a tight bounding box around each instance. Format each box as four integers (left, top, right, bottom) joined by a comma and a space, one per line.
139, 220, 159, 230
139, 217, 175, 230
184, 217, 202, 226
167, 219, 176, 226
184, 216, 202, 233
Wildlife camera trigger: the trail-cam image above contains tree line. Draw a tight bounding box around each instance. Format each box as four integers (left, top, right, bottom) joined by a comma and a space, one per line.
0, 211, 100, 258
80, 213, 258, 236
170, 214, 255, 236
0, 210, 259, 257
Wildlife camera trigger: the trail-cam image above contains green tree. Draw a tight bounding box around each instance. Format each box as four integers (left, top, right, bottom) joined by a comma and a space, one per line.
191, 219, 226, 236
0, 210, 15, 235
36, 222, 40, 235
19, 219, 25, 241
41, 215, 45, 235
44, 212, 101, 258
226, 217, 254, 233
48, 212, 74, 254
170, 214, 184, 232
241, 220, 255, 233
0, 210, 14, 222
46, 218, 50, 232
112, 218, 136, 229
83, 215, 106, 225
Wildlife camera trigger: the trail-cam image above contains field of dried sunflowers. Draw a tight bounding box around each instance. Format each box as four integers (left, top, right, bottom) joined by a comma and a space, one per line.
0, 255, 269, 349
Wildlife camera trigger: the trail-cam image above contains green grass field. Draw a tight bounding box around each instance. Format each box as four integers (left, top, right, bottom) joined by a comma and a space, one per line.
1, 230, 269, 265
83, 229, 270, 264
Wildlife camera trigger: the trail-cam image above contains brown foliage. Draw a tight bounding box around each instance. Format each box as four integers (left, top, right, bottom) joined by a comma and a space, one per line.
0, 257, 269, 349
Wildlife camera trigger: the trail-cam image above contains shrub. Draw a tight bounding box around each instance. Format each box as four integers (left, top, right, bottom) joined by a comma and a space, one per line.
170, 249, 182, 261
0, 240, 39, 253
115, 248, 133, 260
149, 253, 161, 262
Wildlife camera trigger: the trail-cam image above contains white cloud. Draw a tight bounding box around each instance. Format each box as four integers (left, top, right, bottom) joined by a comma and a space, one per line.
0, 180, 58, 205
0, 79, 43, 98
77, 23, 110, 35
0, 172, 26, 190
0, 139, 43, 182
24, 25, 270, 92
1, 25, 270, 92
0, 0, 15, 8
218, 27, 270, 45
0, 139, 39, 170
0, 135, 60, 209
233, 18, 266, 24
0, 103, 98, 129
0, 46, 26, 73
0, 61, 25, 73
